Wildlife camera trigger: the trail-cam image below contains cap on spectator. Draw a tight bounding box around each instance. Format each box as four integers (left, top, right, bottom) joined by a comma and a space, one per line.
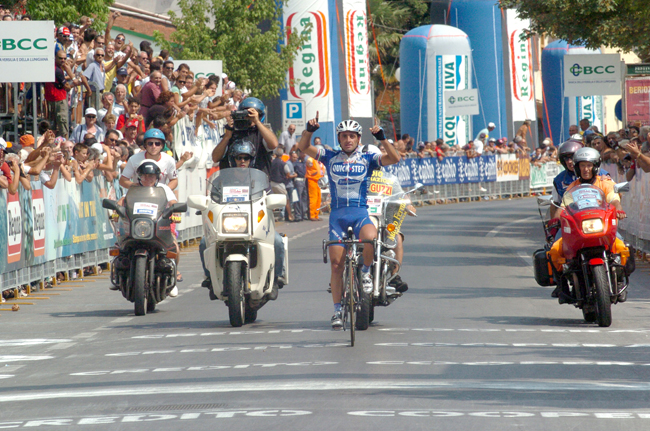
417, 142, 425, 150
226, 81, 236, 90
90, 143, 104, 153
0, 138, 7, 151
584, 129, 595, 136
479, 132, 487, 138
497, 138, 507, 145
117, 67, 128, 76
221, 73, 228, 79
488, 138, 497, 143
85, 107, 97, 117
6, 142, 22, 154
542, 138, 551, 145
488, 122, 496, 128
19, 134, 34, 147
571, 133, 583, 140
58, 26, 70, 36
125, 119, 139, 129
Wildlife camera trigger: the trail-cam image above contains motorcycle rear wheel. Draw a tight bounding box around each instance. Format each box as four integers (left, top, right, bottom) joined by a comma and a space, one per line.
225, 261, 245, 327
134, 256, 147, 316
593, 265, 612, 327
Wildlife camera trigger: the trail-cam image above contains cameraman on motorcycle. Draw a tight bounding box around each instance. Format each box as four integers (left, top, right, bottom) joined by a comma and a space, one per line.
200, 139, 287, 296
549, 147, 629, 301
297, 114, 400, 328
211, 97, 278, 175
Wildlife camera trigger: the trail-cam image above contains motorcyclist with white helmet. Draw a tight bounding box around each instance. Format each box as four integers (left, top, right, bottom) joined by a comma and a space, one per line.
297, 114, 400, 328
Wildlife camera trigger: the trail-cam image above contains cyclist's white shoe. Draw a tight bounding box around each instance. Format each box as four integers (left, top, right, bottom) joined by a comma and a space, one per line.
362, 271, 373, 293
331, 311, 343, 329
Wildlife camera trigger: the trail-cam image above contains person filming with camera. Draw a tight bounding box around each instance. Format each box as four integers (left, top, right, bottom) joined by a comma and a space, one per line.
211, 97, 278, 175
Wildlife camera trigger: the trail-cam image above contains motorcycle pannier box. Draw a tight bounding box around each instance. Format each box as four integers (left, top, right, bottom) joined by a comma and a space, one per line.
533, 249, 555, 287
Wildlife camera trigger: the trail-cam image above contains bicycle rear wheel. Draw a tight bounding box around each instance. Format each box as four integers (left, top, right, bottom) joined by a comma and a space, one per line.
347, 256, 356, 346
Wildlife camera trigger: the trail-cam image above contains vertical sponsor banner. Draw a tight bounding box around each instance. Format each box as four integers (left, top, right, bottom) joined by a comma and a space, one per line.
285, 0, 335, 122
625, 77, 650, 126
342, 0, 372, 118
505, 10, 536, 122
7, 191, 22, 264
518, 155, 531, 180
31, 189, 45, 257
576, 95, 604, 132
496, 154, 520, 182
434, 54, 470, 146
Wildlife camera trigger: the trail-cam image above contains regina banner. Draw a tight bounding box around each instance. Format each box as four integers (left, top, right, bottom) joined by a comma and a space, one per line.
342, 0, 372, 118
505, 10, 535, 122
285, 0, 335, 123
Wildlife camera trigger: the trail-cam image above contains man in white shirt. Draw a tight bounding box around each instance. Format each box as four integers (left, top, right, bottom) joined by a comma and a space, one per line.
475, 121, 495, 142
279, 124, 296, 151
120, 128, 178, 190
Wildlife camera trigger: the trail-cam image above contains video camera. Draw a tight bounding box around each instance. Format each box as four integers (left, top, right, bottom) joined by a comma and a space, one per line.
231, 110, 253, 131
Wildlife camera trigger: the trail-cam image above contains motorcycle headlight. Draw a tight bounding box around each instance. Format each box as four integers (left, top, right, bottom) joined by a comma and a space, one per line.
222, 213, 248, 233
582, 218, 604, 234
133, 219, 153, 239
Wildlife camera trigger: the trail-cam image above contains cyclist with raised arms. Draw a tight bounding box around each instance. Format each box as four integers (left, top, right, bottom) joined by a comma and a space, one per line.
297, 113, 400, 328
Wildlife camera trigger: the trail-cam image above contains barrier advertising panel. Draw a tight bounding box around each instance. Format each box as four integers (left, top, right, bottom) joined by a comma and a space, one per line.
382, 155, 497, 188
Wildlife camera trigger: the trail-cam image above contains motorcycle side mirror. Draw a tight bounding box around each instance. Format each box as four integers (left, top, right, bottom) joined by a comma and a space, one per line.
161, 202, 188, 219
415, 182, 424, 190
537, 196, 552, 207
102, 199, 126, 219
614, 182, 630, 193
187, 195, 209, 212
266, 194, 286, 210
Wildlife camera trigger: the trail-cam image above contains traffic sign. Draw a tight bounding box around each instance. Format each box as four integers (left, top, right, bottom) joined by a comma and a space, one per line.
282, 101, 306, 134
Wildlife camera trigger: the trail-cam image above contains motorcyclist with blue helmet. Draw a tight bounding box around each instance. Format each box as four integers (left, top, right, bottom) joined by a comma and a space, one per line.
120, 128, 179, 191
211, 97, 278, 175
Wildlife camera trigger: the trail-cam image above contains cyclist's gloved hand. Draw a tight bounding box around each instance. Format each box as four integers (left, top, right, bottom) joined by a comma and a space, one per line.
371, 127, 386, 141
306, 118, 320, 133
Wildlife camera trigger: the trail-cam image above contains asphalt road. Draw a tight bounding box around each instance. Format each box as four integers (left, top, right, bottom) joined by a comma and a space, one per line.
3, 197, 650, 430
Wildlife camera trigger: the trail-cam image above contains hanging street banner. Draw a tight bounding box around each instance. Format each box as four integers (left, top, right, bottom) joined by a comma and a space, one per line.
563, 53, 621, 97
0, 21, 55, 83
342, 0, 372, 118
625, 76, 650, 126
504, 10, 536, 122
285, 0, 335, 123
444, 89, 479, 117
434, 54, 471, 147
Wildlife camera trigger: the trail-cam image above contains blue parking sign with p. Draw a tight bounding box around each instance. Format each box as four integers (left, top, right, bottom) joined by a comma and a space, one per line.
286, 102, 302, 119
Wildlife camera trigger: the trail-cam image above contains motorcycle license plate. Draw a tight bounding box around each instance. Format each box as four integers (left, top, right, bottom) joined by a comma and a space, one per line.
223, 186, 249, 202
367, 197, 382, 215
133, 202, 158, 216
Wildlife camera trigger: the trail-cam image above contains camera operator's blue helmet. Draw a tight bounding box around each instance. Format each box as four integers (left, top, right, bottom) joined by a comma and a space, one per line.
239, 97, 265, 122
143, 128, 165, 143
228, 139, 257, 167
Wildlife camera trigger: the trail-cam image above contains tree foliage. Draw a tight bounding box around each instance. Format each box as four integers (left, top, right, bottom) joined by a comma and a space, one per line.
18, 0, 113, 28
154, 0, 307, 99
500, 0, 650, 61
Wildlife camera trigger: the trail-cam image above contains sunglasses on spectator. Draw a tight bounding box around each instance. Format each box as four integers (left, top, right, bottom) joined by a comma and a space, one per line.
146, 141, 163, 147
177, 80, 186, 84
86, 115, 96, 119
105, 137, 117, 142
115, 37, 125, 42
235, 155, 252, 161
95, 54, 104, 57
56, 56, 66, 60
164, 66, 173, 70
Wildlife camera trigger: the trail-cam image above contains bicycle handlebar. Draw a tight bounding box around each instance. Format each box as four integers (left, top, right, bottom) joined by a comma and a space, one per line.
322, 238, 376, 263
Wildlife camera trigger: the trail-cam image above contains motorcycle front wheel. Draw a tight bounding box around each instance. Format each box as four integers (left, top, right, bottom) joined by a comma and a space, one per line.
356, 265, 371, 331
133, 256, 147, 316
225, 261, 245, 327
592, 265, 612, 327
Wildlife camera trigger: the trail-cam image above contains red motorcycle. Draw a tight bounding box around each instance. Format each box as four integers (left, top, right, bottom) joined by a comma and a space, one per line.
534, 183, 634, 327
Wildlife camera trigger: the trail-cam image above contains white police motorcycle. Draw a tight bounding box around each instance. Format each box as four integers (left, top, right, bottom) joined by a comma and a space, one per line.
188, 168, 288, 327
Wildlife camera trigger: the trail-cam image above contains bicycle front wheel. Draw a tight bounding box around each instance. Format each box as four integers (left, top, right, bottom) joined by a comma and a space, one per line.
347, 257, 356, 346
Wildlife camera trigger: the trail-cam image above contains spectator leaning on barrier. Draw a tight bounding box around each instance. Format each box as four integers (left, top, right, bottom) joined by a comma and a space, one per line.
475, 121, 495, 142
0, 138, 19, 194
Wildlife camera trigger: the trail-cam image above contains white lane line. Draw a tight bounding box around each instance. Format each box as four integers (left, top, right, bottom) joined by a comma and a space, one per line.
0, 356, 54, 362
289, 225, 327, 242
486, 216, 537, 237
378, 327, 650, 333
0, 339, 72, 347
111, 317, 134, 323
0, 375, 14, 379
106, 343, 348, 356
72, 332, 97, 339
518, 251, 533, 267
375, 342, 625, 348
4, 379, 650, 403
367, 360, 643, 366
46, 343, 76, 351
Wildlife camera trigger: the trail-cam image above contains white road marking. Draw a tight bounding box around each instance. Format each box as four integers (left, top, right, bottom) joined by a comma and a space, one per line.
348, 410, 650, 419
72, 332, 97, 339
375, 342, 625, 348
378, 327, 650, 333
0, 375, 14, 379
0, 355, 54, 362
4, 379, 650, 403
46, 343, 76, 351
70, 361, 338, 376
0, 339, 72, 347
106, 343, 348, 356
486, 216, 537, 237
289, 225, 327, 242
111, 317, 133, 323
367, 360, 642, 366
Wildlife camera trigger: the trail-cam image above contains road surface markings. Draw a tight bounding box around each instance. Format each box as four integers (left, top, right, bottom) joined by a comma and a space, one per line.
6, 379, 650, 403
106, 343, 348, 356
367, 360, 648, 367
377, 327, 650, 333
289, 225, 327, 242
0, 339, 71, 347
375, 342, 645, 348
70, 361, 338, 376
0, 355, 54, 362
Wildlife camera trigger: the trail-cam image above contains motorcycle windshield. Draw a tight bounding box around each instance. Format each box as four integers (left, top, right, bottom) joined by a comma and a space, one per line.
366, 170, 408, 243
565, 184, 607, 213
124, 186, 168, 219
210, 168, 269, 204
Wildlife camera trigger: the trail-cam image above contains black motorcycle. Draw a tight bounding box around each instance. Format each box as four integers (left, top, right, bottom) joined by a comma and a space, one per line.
103, 187, 187, 316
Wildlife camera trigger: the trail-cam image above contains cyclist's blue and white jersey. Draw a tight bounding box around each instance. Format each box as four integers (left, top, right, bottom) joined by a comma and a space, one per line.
317, 146, 381, 210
